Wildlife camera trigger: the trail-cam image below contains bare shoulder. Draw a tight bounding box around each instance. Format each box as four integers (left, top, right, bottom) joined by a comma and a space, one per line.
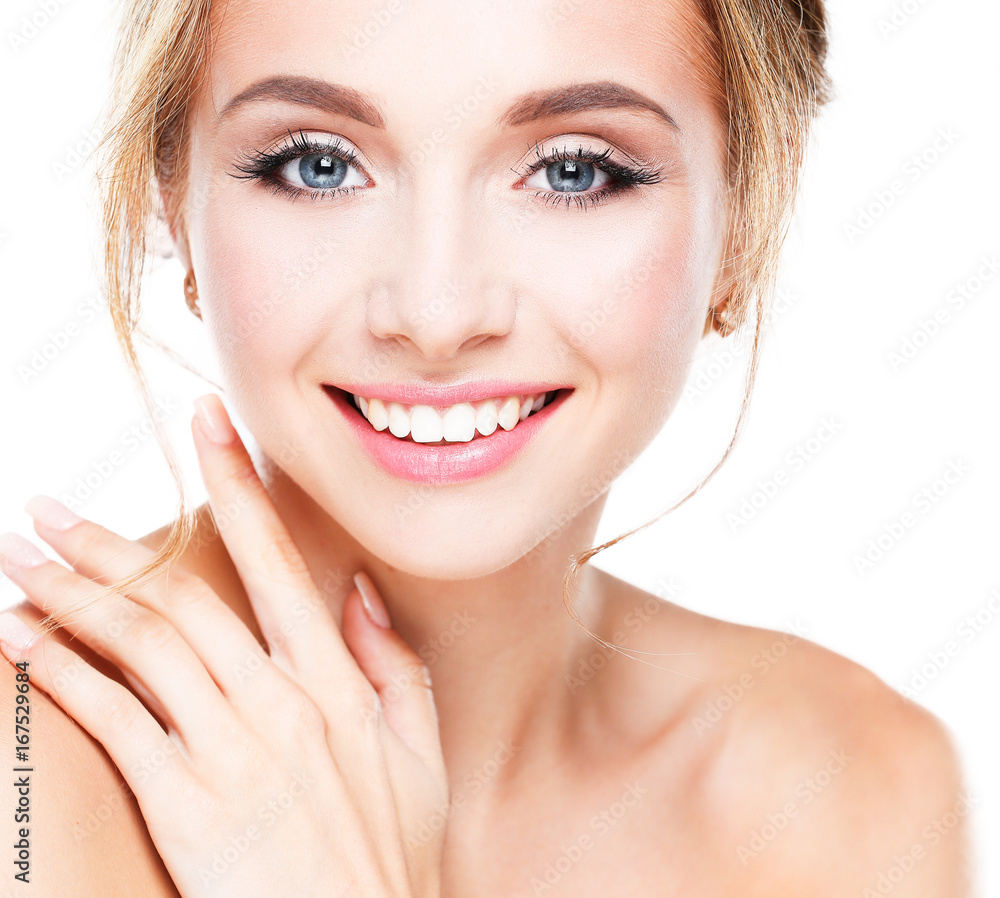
0, 510, 227, 896
0, 504, 253, 895
677, 606, 973, 893
0, 599, 179, 897
591, 571, 974, 895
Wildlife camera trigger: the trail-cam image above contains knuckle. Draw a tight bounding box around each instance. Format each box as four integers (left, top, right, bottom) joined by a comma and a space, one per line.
260, 533, 312, 579
72, 524, 144, 582
73, 519, 116, 555
215, 455, 259, 491
278, 692, 328, 742
31, 638, 61, 688
95, 599, 142, 646
350, 677, 381, 707
124, 611, 176, 654
103, 692, 144, 736
49, 653, 89, 695
339, 677, 380, 718
178, 778, 229, 830
159, 571, 216, 613
226, 733, 272, 782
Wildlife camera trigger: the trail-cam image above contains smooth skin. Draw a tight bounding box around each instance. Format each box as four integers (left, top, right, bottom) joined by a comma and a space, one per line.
0, 403, 446, 897
0, 439, 973, 897
1, 0, 972, 893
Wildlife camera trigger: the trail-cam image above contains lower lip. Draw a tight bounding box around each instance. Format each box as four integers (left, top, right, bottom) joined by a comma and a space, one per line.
324, 386, 572, 485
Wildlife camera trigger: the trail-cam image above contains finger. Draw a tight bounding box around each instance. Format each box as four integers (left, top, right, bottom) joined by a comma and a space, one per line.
343, 573, 446, 779
21, 499, 282, 711
0, 535, 240, 756
191, 393, 358, 681
0, 609, 196, 812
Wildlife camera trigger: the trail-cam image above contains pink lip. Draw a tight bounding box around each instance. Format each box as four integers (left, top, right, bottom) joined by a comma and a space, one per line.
324, 385, 572, 485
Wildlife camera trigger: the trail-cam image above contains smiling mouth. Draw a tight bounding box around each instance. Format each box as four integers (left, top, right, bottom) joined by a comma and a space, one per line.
324, 385, 569, 445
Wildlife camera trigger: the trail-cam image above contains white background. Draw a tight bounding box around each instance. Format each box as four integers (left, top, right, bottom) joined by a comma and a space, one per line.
1, 0, 997, 892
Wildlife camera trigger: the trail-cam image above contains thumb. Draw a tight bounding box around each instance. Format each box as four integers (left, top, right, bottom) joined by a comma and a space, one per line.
342, 571, 444, 775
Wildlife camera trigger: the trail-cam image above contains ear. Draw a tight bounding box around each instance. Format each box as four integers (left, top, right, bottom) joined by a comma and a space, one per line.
703, 227, 741, 339
156, 180, 192, 271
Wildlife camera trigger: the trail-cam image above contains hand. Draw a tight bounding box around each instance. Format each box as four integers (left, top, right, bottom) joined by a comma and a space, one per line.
0, 394, 448, 898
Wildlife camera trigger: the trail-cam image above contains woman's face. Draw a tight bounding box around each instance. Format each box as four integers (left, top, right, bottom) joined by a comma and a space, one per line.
177, 0, 730, 579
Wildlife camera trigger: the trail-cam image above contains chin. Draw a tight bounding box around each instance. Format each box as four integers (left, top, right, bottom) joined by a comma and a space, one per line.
349, 505, 549, 580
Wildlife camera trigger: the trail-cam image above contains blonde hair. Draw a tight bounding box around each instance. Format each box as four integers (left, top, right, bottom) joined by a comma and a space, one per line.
33, 0, 832, 643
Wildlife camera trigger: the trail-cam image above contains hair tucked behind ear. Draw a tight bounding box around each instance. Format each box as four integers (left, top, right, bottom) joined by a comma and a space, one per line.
559, 0, 833, 659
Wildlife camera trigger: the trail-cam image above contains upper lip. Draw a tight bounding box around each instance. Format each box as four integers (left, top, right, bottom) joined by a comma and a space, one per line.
327, 381, 571, 406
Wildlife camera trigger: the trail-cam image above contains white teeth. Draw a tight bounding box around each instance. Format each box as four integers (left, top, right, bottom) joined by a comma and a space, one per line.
387, 402, 411, 438
442, 403, 477, 442
475, 401, 498, 437
410, 405, 444, 443
366, 397, 389, 431
498, 396, 521, 431
353, 390, 557, 442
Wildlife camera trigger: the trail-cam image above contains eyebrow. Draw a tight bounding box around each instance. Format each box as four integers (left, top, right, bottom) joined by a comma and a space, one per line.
217, 75, 680, 132
497, 80, 680, 131
218, 76, 386, 127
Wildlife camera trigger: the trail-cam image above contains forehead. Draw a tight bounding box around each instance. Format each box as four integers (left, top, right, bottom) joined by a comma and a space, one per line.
199, 0, 718, 134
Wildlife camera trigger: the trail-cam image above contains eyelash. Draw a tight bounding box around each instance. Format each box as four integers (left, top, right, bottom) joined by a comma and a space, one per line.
228, 128, 664, 211
230, 128, 367, 203
517, 140, 664, 211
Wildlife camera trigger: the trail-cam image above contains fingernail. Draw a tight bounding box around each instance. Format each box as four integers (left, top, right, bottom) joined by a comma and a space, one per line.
193, 394, 238, 444
25, 494, 84, 531
0, 533, 48, 571
0, 612, 39, 653
354, 571, 391, 629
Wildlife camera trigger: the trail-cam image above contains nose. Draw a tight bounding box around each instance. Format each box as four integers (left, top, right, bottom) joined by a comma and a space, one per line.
365, 175, 516, 361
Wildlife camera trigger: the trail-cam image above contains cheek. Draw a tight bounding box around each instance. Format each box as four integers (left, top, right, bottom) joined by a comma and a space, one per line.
192, 190, 344, 402
472, 192, 720, 548
512, 191, 713, 424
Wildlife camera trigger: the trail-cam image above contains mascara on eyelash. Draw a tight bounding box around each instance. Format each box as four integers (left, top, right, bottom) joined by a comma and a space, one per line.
524, 140, 665, 187
229, 129, 664, 209
229, 126, 362, 180
518, 141, 666, 210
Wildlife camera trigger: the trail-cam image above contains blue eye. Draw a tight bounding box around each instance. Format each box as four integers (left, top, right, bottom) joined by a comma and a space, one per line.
531, 159, 600, 193
516, 141, 664, 211
293, 153, 351, 190
230, 129, 665, 211
281, 147, 371, 193
230, 128, 371, 202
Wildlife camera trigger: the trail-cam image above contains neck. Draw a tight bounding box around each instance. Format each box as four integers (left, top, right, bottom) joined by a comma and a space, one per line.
253, 454, 613, 794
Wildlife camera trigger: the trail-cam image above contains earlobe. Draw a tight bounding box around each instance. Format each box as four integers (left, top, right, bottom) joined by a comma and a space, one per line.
704, 274, 738, 339
700, 190, 737, 339
704, 224, 741, 339
705, 294, 734, 337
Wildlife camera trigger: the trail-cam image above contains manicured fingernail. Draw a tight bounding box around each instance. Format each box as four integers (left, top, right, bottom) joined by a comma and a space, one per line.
25, 494, 84, 531
0, 612, 39, 653
354, 571, 391, 629
0, 533, 48, 571
193, 394, 238, 444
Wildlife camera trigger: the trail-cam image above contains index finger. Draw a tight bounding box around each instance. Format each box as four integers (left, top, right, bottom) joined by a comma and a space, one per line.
191, 394, 359, 682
